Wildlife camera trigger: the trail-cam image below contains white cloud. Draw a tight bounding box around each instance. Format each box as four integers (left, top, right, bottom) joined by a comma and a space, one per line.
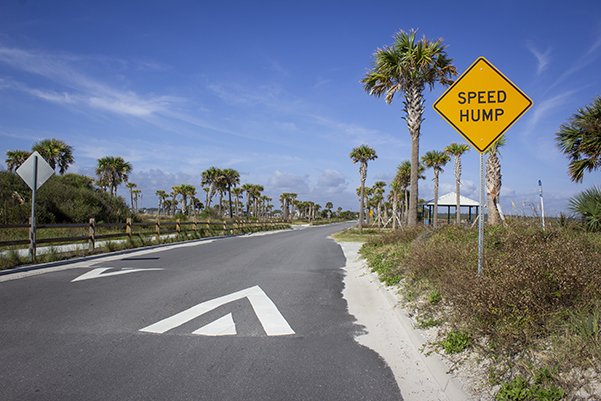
526, 41, 551, 75
267, 170, 310, 193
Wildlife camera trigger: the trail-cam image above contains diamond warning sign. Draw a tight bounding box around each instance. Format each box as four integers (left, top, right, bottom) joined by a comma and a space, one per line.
433, 57, 532, 153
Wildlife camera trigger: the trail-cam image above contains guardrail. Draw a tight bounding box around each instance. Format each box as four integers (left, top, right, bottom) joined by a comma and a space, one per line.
0, 218, 290, 260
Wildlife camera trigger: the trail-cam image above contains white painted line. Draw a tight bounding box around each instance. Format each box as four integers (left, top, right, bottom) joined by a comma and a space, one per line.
71, 267, 163, 282
140, 285, 295, 336
193, 313, 236, 336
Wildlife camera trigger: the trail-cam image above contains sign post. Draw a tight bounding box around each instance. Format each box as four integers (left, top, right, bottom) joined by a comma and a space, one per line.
16, 151, 54, 262
433, 57, 532, 273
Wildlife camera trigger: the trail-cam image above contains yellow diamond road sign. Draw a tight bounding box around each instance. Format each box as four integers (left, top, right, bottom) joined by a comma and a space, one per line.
433, 57, 532, 153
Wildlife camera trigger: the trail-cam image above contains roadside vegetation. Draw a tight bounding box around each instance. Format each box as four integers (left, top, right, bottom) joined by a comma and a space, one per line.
354, 221, 601, 400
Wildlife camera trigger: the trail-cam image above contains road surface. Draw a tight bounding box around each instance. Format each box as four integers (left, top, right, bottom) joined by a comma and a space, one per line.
1, 223, 404, 401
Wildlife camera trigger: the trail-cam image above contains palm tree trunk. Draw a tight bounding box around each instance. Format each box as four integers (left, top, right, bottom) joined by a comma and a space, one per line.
405, 84, 425, 226
455, 157, 461, 224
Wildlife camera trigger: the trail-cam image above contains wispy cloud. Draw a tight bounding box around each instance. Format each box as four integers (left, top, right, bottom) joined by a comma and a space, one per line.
526, 41, 551, 75
0, 45, 179, 118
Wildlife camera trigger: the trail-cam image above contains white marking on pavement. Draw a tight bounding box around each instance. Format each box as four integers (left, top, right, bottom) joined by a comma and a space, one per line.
71, 267, 163, 282
193, 313, 236, 336
140, 285, 295, 336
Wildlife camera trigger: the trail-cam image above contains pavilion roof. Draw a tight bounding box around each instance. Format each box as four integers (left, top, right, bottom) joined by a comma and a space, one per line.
424, 192, 480, 207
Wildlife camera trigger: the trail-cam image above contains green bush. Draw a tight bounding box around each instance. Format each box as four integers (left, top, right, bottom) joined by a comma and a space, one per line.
0, 171, 131, 224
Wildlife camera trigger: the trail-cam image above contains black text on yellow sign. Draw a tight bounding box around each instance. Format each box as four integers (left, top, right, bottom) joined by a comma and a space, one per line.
433, 57, 532, 153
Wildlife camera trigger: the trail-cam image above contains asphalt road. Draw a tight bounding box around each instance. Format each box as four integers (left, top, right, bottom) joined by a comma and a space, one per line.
0, 223, 403, 401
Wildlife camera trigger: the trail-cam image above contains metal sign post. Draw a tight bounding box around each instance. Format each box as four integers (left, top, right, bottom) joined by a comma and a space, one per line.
478, 153, 485, 274
539, 180, 545, 230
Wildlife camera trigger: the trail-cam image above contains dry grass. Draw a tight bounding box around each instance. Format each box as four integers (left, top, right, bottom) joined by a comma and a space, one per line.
360, 222, 601, 399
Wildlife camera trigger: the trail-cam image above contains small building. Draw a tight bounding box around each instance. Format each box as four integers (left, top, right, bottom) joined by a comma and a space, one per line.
423, 192, 480, 224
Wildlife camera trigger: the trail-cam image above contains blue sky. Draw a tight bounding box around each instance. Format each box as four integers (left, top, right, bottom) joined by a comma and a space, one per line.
1, 0, 600, 216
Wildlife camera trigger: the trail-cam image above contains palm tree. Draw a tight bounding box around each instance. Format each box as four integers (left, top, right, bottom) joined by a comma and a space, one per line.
396, 161, 426, 224
568, 186, 601, 231
5, 150, 31, 172
95, 156, 132, 197
349, 144, 378, 230
177, 184, 196, 217
445, 143, 471, 224
555, 95, 601, 183
389, 178, 402, 229
372, 181, 386, 228
486, 135, 507, 226
421, 150, 450, 227
126, 182, 137, 211
325, 202, 333, 219
201, 166, 222, 209
31, 138, 74, 175
362, 29, 457, 226
241, 183, 253, 219
222, 168, 240, 218
155, 190, 167, 216
132, 189, 142, 213
232, 187, 243, 217
280, 193, 290, 220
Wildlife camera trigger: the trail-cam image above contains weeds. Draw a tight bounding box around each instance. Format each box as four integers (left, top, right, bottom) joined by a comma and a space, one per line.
440, 330, 472, 354
358, 221, 601, 398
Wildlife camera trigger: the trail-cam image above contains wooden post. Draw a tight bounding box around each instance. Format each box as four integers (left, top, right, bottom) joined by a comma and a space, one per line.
89, 218, 95, 252
223, 220, 227, 233
155, 219, 160, 243
193, 217, 197, 235
176, 218, 181, 237
126, 217, 132, 241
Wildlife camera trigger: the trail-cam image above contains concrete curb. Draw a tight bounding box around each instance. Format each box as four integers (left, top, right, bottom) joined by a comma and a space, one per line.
337, 241, 472, 401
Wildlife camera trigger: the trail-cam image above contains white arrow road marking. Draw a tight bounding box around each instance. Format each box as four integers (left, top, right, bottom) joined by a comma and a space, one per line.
193, 313, 236, 336
71, 267, 163, 282
140, 285, 295, 336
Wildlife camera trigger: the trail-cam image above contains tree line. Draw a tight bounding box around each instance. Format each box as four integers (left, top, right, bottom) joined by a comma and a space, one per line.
4, 141, 348, 223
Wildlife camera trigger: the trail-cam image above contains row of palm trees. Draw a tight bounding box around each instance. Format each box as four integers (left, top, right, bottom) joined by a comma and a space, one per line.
351, 139, 507, 229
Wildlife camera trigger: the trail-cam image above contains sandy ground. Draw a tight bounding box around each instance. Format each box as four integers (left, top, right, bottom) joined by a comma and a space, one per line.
338, 241, 476, 401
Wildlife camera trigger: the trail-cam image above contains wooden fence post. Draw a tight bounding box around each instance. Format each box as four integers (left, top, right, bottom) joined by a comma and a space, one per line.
176, 218, 181, 237
193, 217, 197, 235
89, 218, 95, 252
126, 217, 132, 241
155, 219, 160, 243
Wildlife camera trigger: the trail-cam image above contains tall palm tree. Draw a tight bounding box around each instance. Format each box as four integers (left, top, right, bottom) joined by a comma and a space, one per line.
280, 193, 290, 220
241, 183, 253, 219
5, 150, 31, 172
232, 187, 243, 217
421, 150, 450, 227
31, 138, 74, 175
201, 166, 222, 209
155, 190, 167, 216
486, 135, 507, 225
555, 95, 601, 183
445, 143, 471, 224
349, 144, 378, 230
389, 178, 402, 229
171, 186, 182, 215
95, 156, 132, 197
362, 29, 457, 226
221, 168, 240, 218
126, 182, 137, 211
177, 184, 196, 217
372, 181, 386, 228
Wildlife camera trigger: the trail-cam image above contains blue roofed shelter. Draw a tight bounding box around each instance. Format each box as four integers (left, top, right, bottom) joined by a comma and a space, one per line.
423, 192, 480, 225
